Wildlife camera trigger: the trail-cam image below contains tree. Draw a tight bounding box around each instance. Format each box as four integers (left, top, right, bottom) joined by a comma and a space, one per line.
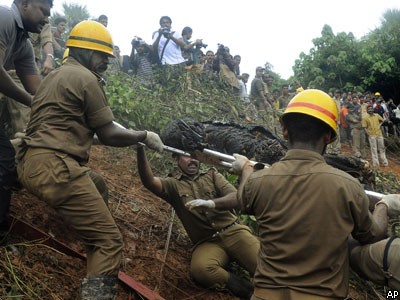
359, 9, 400, 99
293, 25, 363, 92
51, 2, 91, 34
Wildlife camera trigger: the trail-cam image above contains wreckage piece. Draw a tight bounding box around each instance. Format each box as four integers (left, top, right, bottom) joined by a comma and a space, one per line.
161, 119, 288, 165
160, 119, 374, 187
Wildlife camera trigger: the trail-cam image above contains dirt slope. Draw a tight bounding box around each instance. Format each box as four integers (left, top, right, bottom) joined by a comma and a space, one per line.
5, 144, 397, 299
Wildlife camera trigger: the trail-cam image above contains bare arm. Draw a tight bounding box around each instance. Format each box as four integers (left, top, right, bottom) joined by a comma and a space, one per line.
169, 34, 186, 48
237, 164, 254, 211
152, 30, 162, 50
0, 49, 33, 106
52, 35, 62, 52
212, 191, 240, 210
95, 121, 147, 147
182, 39, 201, 50
41, 41, 54, 76
136, 146, 163, 196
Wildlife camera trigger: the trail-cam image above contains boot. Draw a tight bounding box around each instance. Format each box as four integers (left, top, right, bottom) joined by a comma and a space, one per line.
80, 275, 119, 300
225, 273, 254, 300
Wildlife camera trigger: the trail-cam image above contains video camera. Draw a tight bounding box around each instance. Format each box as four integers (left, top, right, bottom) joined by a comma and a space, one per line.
131, 36, 146, 47
217, 44, 228, 54
161, 27, 171, 37
198, 41, 208, 49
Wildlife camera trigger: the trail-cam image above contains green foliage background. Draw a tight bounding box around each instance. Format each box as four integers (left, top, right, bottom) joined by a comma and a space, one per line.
104, 69, 245, 133
293, 9, 400, 100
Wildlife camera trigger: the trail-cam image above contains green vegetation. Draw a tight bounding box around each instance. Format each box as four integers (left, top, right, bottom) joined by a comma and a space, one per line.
293, 9, 400, 100
104, 69, 245, 133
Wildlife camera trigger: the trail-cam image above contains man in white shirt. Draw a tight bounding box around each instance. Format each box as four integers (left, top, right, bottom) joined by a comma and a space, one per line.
152, 16, 186, 65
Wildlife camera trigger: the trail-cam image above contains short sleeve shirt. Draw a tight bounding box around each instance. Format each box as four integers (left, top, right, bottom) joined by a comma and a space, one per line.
25, 58, 114, 164
159, 168, 238, 245
29, 23, 52, 61
0, 4, 37, 75
152, 31, 185, 65
362, 113, 384, 137
250, 77, 264, 99
239, 149, 379, 298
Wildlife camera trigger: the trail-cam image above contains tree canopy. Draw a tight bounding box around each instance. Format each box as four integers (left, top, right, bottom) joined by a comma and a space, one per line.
293, 9, 400, 101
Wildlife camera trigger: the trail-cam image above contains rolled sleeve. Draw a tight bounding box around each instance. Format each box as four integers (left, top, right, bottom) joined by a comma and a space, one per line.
86, 106, 114, 129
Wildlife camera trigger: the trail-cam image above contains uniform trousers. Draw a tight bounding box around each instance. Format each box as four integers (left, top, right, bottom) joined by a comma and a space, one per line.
251, 288, 343, 300
190, 224, 259, 289
350, 237, 400, 290
18, 147, 123, 276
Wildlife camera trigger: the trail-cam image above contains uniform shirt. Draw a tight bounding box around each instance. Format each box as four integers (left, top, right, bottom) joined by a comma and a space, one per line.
277, 94, 292, 109
362, 113, 384, 137
239, 149, 379, 298
29, 23, 52, 62
159, 168, 237, 246
25, 58, 114, 164
0, 4, 37, 75
250, 77, 266, 108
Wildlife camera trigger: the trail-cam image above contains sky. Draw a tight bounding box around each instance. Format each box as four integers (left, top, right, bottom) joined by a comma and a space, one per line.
1, 0, 400, 79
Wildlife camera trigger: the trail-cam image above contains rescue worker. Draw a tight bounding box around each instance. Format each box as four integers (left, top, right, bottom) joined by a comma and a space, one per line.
17, 20, 164, 299
0, 0, 53, 244
136, 149, 260, 299
188, 89, 390, 299
349, 192, 400, 291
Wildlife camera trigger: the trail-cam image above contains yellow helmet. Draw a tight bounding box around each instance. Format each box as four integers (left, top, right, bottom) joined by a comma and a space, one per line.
375, 92, 381, 97
282, 89, 338, 142
66, 20, 114, 57
62, 48, 69, 64
296, 87, 304, 94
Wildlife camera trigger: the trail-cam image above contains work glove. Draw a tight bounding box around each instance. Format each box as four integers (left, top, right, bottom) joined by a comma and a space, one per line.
375, 194, 400, 217
185, 199, 215, 210
143, 131, 164, 152
230, 153, 250, 175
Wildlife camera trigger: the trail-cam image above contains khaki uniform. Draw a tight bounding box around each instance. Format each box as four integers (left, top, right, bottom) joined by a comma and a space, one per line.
277, 94, 292, 109
18, 58, 123, 276
350, 237, 400, 290
0, 3, 38, 230
160, 168, 260, 289
250, 77, 271, 111
239, 149, 380, 299
2, 24, 53, 137
346, 108, 367, 158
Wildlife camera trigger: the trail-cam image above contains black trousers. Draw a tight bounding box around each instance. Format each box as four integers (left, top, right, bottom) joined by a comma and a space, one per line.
0, 128, 15, 227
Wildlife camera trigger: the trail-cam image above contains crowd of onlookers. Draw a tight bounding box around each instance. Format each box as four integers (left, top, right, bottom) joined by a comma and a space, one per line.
330, 90, 400, 167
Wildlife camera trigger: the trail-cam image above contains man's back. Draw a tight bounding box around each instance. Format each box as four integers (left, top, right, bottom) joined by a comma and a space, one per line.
240, 149, 376, 298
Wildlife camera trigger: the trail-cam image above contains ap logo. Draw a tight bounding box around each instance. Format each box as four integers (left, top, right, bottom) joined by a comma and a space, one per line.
387, 290, 399, 299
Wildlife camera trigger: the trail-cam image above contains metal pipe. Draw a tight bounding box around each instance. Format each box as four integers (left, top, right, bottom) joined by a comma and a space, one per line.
113, 122, 384, 199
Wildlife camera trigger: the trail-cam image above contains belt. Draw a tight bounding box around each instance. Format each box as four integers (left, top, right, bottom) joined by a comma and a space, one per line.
212, 220, 239, 238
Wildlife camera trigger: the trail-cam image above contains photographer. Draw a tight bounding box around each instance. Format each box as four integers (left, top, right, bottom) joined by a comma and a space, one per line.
152, 16, 186, 66
181, 26, 206, 65
130, 37, 154, 85
212, 44, 240, 92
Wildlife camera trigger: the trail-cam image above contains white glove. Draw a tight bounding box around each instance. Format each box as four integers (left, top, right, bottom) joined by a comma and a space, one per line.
185, 199, 215, 210
231, 153, 250, 174
376, 194, 400, 217
143, 131, 164, 152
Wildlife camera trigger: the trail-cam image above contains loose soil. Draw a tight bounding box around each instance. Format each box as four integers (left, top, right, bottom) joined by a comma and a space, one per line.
3, 143, 399, 300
